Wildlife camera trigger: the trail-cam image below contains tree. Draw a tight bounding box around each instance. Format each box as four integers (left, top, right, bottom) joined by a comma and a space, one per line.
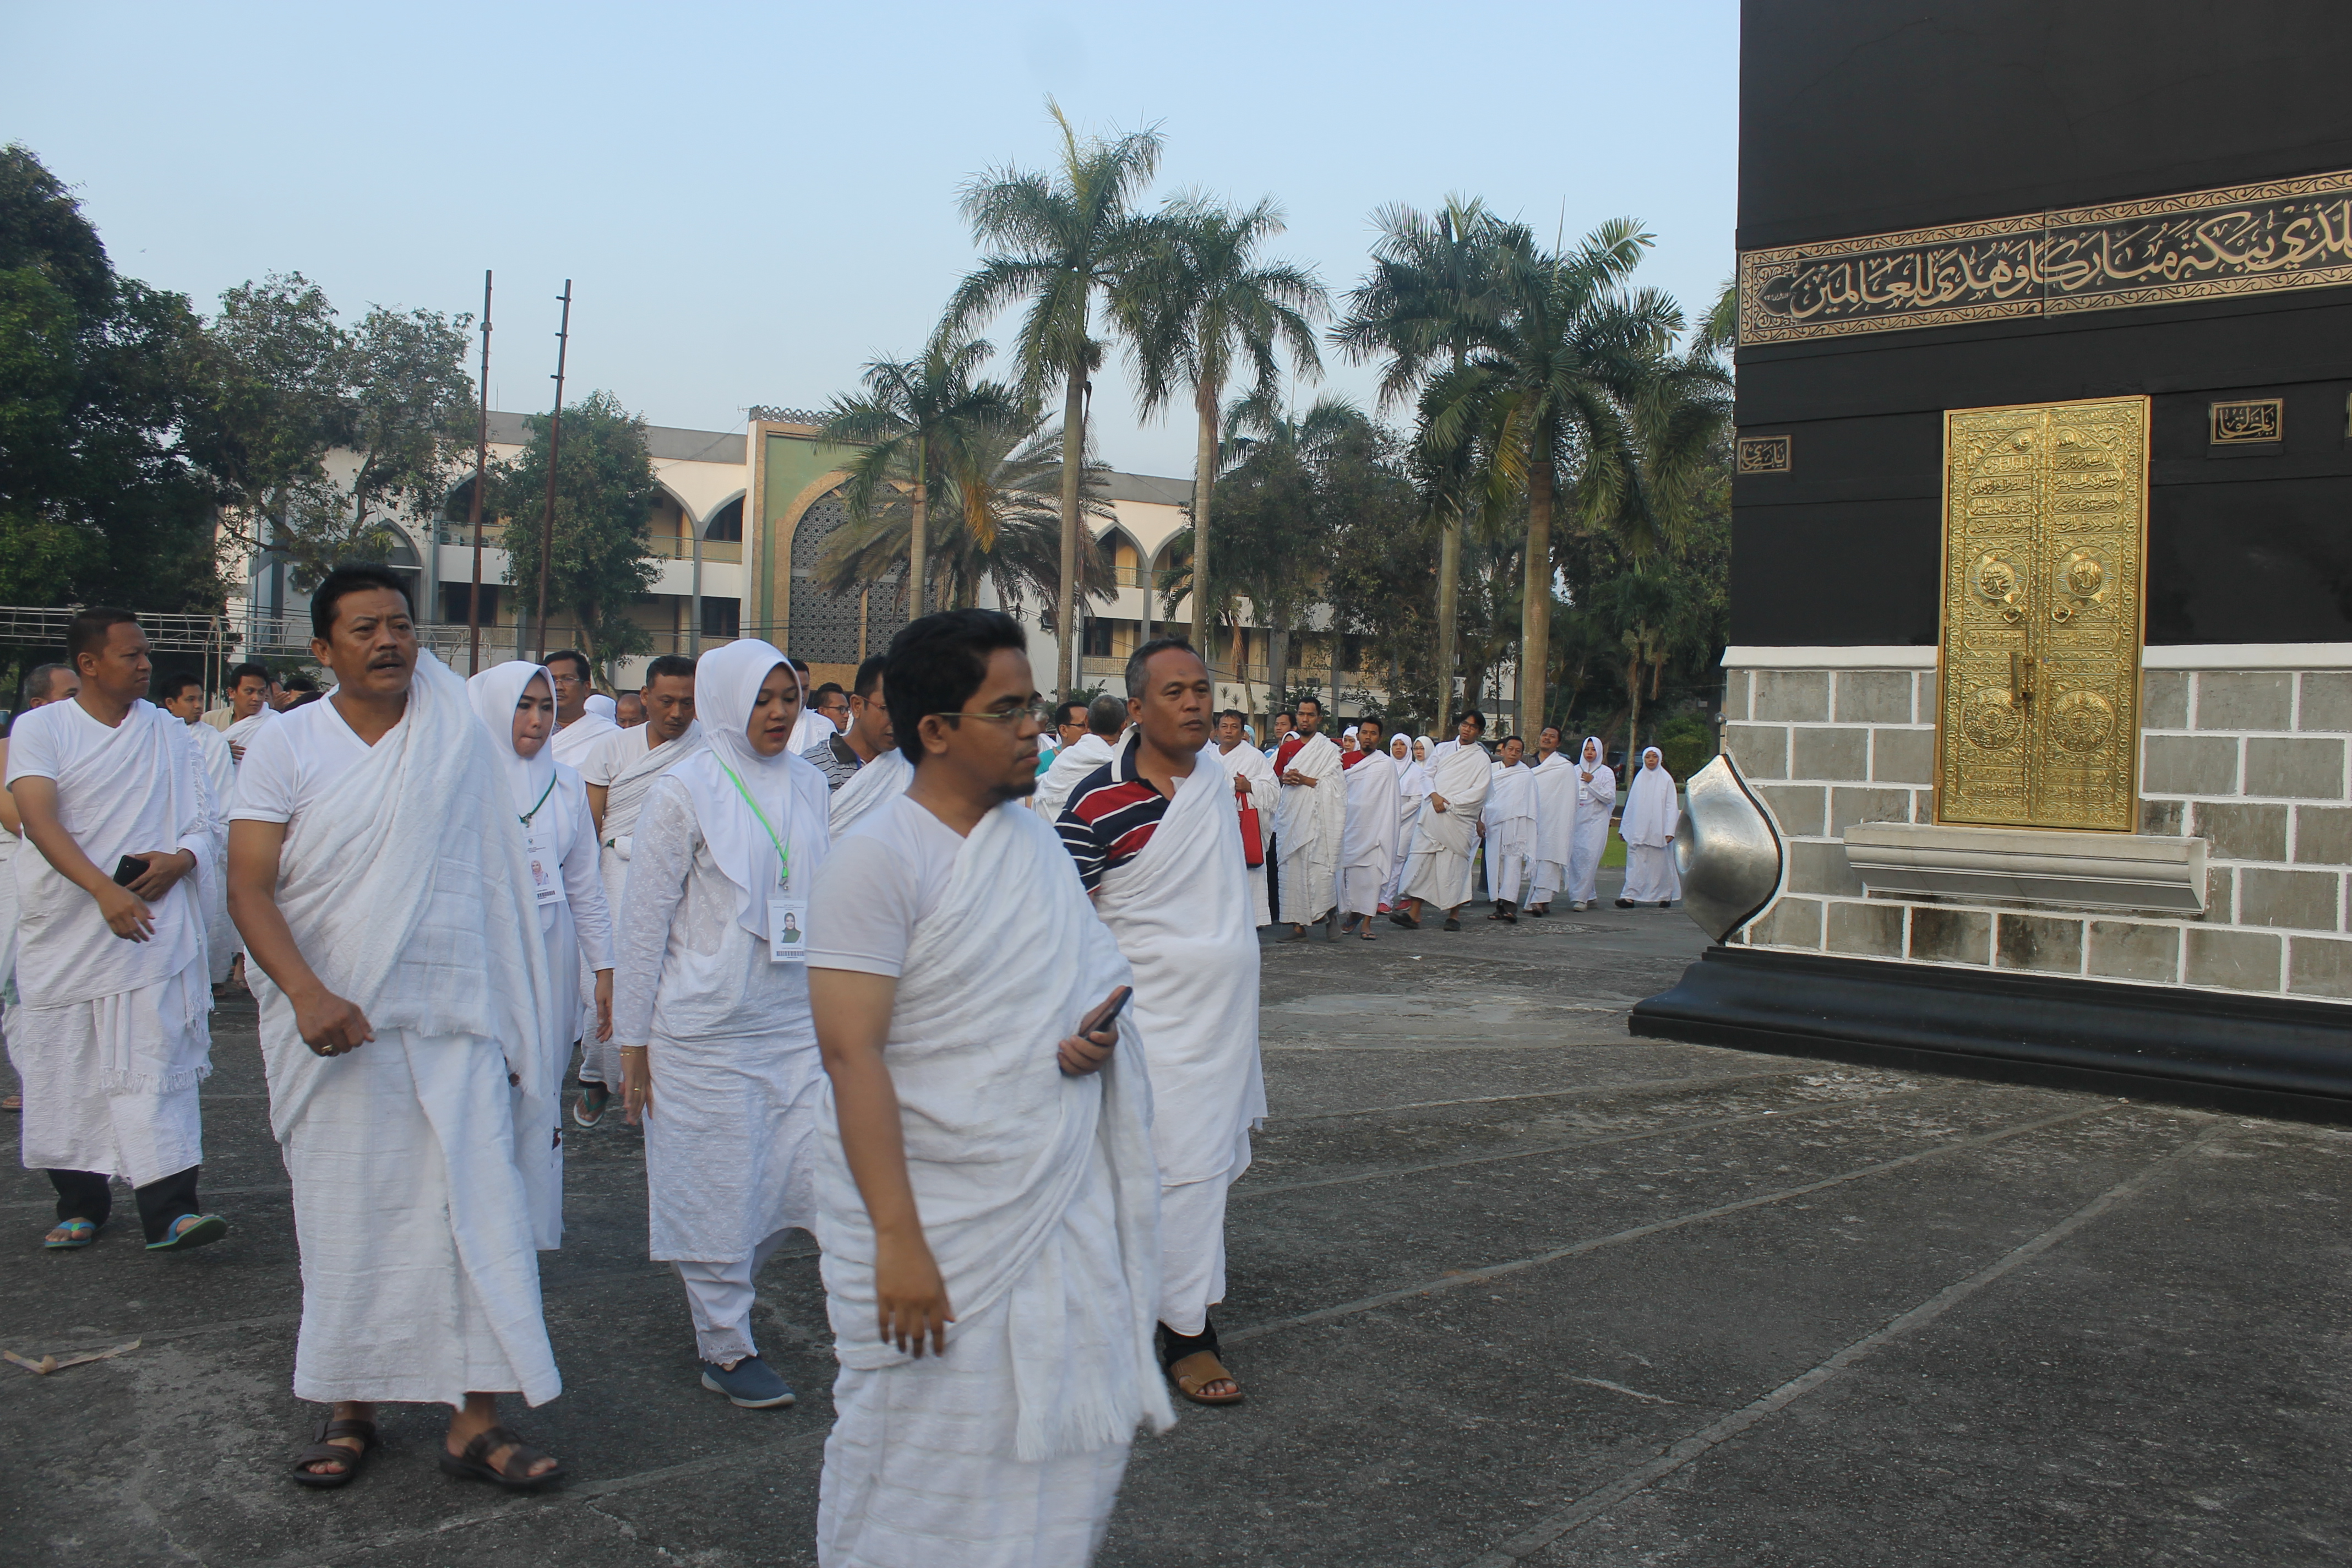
818, 336, 1030, 619
1127, 194, 1325, 656
944, 100, 1163, 693
1331, 197, 1510, 731
0, 144, 228, 614
1420, 218, 1717, 732
494, 390, 661, 675
814, 417, 1117, 617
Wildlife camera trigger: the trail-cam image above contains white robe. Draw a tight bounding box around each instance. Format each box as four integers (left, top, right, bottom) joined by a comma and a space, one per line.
183, 720, 239, 983
1567, 744, 1618, 905
549, 709, 619, 769
1527, 752, 1577, 905
224, 705, 275, 764
1398, 739, 1492, 911
579, 720, 706, 1082
1091, 757, 1264, 1337
1480, 761, 1538, 906
829, 747, 914, 835
1335, 753, 1401, 918
1273, 732, 1346, 925
236, 654, 561, 1408
7, 700, 220, 1185
1202, 741, 1278, 927
813, 801, 1172, 1568
1380, 741, 1430, 908
1620, 754, 1683, 904
1034, 732, 1115, 823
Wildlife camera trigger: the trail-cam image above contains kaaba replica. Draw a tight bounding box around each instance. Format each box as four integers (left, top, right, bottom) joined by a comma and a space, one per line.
1633, 1, 2352, 1116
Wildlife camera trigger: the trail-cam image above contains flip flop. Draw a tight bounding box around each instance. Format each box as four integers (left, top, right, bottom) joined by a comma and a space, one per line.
42, 1218, 97, 1250
147, 1213, 227, 1251
290, 1416, 378, 1488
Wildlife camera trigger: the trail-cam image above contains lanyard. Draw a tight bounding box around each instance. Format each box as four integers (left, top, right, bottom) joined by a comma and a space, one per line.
518, 774, 556, 827
716, 757, 791, 889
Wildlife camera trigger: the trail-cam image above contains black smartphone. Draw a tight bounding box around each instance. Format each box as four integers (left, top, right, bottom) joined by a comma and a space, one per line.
1077, 984, 1133, 1038
112, 854, 149, 888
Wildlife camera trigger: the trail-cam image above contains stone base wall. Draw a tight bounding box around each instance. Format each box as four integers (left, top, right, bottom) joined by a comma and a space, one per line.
1721, 655, 2352, 1004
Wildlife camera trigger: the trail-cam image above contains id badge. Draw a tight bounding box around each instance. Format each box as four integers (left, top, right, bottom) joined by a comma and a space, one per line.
767, 894, 808, 963
525, 825, 562, 906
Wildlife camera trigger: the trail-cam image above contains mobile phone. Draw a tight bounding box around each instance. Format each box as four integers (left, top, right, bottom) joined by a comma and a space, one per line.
112, 854, 149, 888
1077, 984, 1133, 1038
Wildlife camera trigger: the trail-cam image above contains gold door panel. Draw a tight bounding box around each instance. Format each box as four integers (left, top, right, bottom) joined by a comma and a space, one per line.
1938, 395, 2146, 831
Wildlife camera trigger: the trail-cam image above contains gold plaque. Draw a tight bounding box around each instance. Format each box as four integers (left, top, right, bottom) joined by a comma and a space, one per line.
2209, 398, 2283, 445
1735, 434, 1793, 474
1937, 396, 2147, 831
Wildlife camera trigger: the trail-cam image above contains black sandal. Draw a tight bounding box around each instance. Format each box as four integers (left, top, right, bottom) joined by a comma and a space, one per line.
439, 1424, 566, 1491
1387, 911, 1419, 929
289, 1417, 378, 1488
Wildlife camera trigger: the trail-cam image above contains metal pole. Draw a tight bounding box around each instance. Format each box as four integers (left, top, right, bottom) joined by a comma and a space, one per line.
466, 270, 492, 674
534, 280, 571, 659
690, 508, 704, 659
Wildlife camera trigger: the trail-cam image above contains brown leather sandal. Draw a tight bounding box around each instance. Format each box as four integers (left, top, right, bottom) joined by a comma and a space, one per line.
288, 1417, 378, 1488
438, 1424, 567, 1490
1167, 1350, 1245, 1406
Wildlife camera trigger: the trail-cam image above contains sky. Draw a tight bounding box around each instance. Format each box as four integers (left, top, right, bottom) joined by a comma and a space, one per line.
1, 1, 1738, 481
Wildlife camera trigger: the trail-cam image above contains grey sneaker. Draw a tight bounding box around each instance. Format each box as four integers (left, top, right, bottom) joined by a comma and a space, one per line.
700, 1355, 794, 1408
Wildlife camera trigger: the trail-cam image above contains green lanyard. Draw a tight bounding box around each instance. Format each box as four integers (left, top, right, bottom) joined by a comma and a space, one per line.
715, 758, 791, 890
518, 774, 556, 828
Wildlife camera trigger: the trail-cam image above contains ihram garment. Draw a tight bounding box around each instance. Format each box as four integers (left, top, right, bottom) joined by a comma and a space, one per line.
7, 699, 221, 1191
1526, 752, 1577, 906
1033, 731, 1115, 823
1273, 732, 1345, 925
1397, 738, 1491, 911
810, 797, 1173, 1568
1084, 743, 1264, 1338
1202, 740, 1276, 927
1380, 737, 1431, 908
549, 706, 618, 770
224, 704, 275, 765
576, 717, 706, 1085
1480, 760, 1538, 906
231, 652, 560, 1409
1335, 746, 1401, 919
467, 662, 614, 1249
1566, 739, 1617, 906
184, 719, 239, 983
1619, 748, 1683, 904
611, 639, 831, 1365
828, 746, 913, 835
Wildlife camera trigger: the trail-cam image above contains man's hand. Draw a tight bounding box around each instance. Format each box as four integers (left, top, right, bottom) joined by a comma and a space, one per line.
1431, 792, 1450, 813
874, 1229, 955, 1358
94, 880, 156, 941
125, 847, 196, 902
1057, 1014, 1117, 1076
229, 742, 247, 764
594, 969, 614, 1041
622, 1047, 652, 1124
1232, 775, 1251, 799
1282, 769, 1317, 787
1477, 820, 1487, 839
293, 987, 374, 1057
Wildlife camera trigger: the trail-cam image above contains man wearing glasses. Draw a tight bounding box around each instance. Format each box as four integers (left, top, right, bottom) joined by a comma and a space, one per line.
545, 651, 617, 769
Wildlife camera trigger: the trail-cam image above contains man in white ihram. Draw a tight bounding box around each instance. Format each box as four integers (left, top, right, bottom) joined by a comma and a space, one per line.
1522, 726, 1575, 917
228, 565, 564, 1493
546, 650, 618, 769
1273, 694, 1345, 940
809, 607, 1170, 1568
1479, 734, 1538, 923
1032, 692, 1121, 823
160, 673, 241, 984
1333, 716, 1400, 941
1201, 709, 1276, 928
1390, 710, 1493, 932
0, 662, 80, 1117
8, 611, 226, 1254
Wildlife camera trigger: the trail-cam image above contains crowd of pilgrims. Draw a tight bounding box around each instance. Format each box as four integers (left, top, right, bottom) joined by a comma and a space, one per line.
0, 567, 1679, 1567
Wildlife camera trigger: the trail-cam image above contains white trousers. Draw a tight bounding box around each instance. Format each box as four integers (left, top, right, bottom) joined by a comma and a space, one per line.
1336, 862, 1385, 919
12, 983, 205, 1186
1158, 1177, 1231, 1337
1529, 858, 1566, 903
676, 1226, 794, 1364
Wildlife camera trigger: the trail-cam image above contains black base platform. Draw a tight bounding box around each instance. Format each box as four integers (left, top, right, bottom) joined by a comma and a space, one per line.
1631, 945, 2352, 1124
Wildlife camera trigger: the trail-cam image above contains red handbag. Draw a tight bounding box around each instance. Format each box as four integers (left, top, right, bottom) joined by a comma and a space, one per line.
1238, 803, 1265, 867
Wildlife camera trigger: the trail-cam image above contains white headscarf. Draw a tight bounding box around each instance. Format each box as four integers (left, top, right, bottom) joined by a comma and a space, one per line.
679, 639, 803, 938
466, 661, 557, 820
1580, 736, 1606, 768
1620, 747, 1678, 847
1392, 732, 1430, 797
585, 693, 617, 723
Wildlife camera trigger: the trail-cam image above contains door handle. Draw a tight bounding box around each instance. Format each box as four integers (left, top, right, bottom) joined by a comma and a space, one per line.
2010, 651, 2037, 706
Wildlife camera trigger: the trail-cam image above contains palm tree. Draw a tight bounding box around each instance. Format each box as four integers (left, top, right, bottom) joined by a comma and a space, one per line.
818, 337, 1028, 620
1419, 217, 1700, 733
813, 418, 1117, 616
944, 100, 1163, 693
1126, 194, 1326, 657
1330, 196, 1510, 731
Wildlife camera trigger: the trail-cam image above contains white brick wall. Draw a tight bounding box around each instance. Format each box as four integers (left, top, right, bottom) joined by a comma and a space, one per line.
1722, 660, 2352, 1003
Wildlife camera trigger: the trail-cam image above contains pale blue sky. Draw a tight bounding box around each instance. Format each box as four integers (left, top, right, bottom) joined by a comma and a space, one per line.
2, 1, 1738, 478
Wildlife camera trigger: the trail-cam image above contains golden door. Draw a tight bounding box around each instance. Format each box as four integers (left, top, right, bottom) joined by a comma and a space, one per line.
1937, 395, 2148, 831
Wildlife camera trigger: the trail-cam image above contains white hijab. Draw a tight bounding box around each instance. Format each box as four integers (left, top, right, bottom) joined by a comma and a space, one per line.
1620, 747, 1678, 846
682, 639, 802, 938
466, 661, 557, 820
1391, 732, 1430, 797
585, 693, 617, 723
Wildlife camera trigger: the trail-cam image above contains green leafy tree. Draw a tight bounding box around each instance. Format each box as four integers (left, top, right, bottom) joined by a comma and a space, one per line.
1126, 194, 1325, 655
0, 144, 227, 614
495, 390, 661, 674
944, 100, 1163, 693
819, 336, 1031, 618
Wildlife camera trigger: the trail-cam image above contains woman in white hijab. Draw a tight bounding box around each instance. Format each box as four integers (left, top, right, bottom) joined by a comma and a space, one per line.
1380, 733, 1431, 910
609, 638, 832, 1411
1616, 746, 1681, 907
1565, 737, 1616, 911
467, 661, 615, 1249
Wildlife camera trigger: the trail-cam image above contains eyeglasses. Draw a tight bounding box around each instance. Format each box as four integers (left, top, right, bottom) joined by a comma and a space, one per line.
937, 701, 1053, 726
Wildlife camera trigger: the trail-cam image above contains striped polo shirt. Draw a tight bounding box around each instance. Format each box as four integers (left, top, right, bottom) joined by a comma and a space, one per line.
1054, 733, 1171, 892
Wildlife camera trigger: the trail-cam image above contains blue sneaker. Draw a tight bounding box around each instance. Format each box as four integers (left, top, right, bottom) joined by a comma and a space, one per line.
700, 1355, 794, 1408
